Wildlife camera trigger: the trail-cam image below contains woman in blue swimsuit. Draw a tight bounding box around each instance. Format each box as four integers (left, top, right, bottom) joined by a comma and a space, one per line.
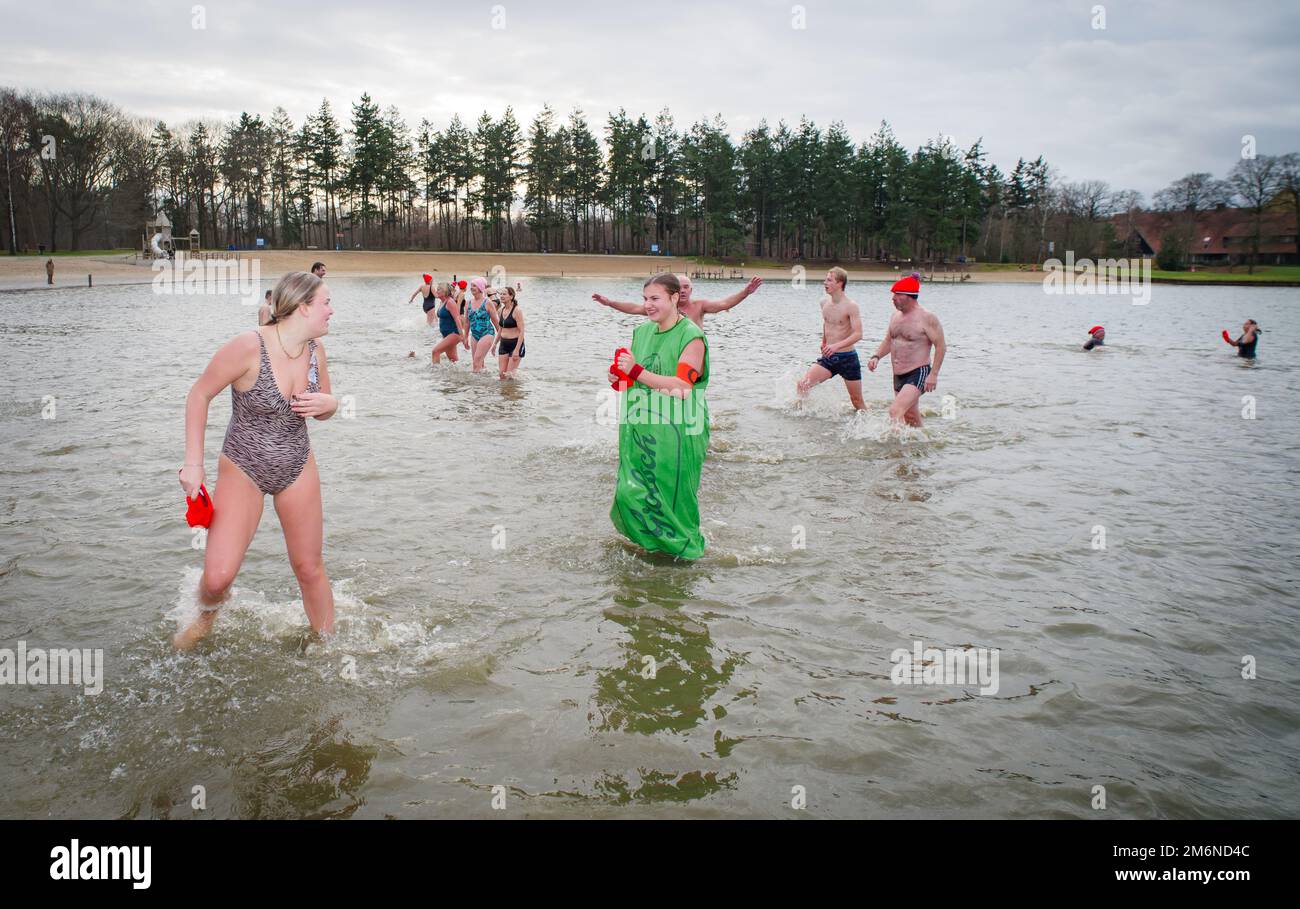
466, 277, 500, 372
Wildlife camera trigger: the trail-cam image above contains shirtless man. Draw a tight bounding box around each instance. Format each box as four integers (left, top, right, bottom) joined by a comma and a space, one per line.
796, 267, 865, 410
866, 275, 946, 427
592, 274, 762, 328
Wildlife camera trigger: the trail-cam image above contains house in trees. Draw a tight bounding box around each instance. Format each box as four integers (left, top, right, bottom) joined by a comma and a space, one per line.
1111, 206, 1298, 266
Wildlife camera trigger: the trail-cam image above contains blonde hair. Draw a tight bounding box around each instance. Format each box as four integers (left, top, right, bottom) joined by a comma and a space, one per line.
435, 282, 453, 298
266, 272, 322, 324
828, 266, 848, 289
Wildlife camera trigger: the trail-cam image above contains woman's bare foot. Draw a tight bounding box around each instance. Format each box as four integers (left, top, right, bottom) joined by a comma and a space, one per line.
172, 609, 218, 651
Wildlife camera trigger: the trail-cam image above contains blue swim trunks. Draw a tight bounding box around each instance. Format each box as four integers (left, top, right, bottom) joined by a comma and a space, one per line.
816, 350, 862, 382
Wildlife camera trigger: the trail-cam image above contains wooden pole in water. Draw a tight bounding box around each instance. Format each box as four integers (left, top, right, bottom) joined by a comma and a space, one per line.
88, 274, 92, 287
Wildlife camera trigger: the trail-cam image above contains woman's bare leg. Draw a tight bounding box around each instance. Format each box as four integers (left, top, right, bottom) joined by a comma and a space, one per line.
273, 453, 334, 635
431, 333, 461, 364
472, 336, 495, 372
174, 454, 264, 650
498, 354, 509, 379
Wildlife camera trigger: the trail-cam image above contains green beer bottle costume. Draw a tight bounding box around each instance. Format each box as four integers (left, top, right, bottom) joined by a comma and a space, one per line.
610, 315, 710, 559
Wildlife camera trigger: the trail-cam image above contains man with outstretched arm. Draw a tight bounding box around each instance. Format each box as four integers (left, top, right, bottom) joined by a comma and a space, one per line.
592, 274, 762, 328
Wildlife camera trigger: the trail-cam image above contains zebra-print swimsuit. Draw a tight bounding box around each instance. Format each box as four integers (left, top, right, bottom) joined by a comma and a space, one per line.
221, 331, 319, 495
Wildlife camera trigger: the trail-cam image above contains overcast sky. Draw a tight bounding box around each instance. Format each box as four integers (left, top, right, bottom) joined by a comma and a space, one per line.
2, 0, 1297, 197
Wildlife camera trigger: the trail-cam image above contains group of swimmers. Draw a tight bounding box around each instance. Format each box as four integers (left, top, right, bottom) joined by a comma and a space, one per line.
409, 275, 527, 378
1083, 319, 1262, 359
175, 260, 1262, 648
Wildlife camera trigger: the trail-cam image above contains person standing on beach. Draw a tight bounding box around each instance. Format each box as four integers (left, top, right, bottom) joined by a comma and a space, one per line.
175, 271, 339, 650
796, 267, 865, 410
311, 262, 327, 279
592, 274, 763, 329
866, 274, 946, 427
45, 258, 53, 286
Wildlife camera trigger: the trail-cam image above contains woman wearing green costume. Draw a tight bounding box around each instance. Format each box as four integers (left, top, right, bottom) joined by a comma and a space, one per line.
609, 274, 710, 559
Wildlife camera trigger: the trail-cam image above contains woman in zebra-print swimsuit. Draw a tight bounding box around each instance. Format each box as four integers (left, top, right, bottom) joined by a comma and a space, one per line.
175, 271, 338, 650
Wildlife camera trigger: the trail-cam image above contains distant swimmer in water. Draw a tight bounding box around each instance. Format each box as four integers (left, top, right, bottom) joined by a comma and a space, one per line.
496, 286, 525, 380
593, 274, 763, 329
311, 261, 327, 279
1083, 325, 1105, 351
1224, 319, 1262, 359
796, 267, 865, 410
258, 289, 273, 326
866, 274, 946, 427
175, 271, 338, 650
465, 277, 500, 372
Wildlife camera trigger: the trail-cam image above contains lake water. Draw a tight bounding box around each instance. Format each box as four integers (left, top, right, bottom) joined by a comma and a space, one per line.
1, 274, 1297, 818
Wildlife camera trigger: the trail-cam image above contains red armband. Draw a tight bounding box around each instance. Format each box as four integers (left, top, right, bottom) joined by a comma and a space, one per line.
676, 362, 701, 385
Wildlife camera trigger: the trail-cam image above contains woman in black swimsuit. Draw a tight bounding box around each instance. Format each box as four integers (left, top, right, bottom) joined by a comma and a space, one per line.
407, 274, 437, 326
1230, 319, 1262, 359
496, 286, 526, 379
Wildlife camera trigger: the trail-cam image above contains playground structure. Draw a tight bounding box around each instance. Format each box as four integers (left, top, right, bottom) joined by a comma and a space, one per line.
139, 212, 239, 262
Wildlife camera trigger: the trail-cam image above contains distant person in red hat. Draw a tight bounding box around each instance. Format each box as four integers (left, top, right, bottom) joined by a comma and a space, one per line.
408, 273, 438, 325
1083, 325, 1105, 351
796, 267, 865, 409
866, 273, 946, 427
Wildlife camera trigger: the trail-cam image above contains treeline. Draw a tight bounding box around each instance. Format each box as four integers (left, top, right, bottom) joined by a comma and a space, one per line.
2, 84, 1295, 264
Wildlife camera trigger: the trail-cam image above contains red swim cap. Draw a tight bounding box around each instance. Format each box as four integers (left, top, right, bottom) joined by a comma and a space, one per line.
1089, 325, 1104, 335
891, 275, 920, 295
458, 280, 468, 290
422, 273, 432, 285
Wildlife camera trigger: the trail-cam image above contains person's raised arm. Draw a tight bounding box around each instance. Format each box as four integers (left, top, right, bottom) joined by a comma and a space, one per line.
925, 314, 946, 392
407, 287, 421, 304
180, 333, 258, 495
592, 292, 647, 316
699, 276, 763, 314
292, 342, 338, 421
616, 338, 705, 399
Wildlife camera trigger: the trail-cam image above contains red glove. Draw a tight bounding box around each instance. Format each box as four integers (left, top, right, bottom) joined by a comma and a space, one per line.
185, 484, 214, 528
609, 347, 632, 390
1222, 329, 1234, 345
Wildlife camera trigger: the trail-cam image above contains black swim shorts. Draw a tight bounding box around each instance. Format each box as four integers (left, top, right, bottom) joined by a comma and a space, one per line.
893, 364, 931, 394
816, 350, 862, 382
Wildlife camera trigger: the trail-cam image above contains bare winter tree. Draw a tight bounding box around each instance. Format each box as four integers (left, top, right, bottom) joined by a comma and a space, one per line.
1226, 156, 1281, 273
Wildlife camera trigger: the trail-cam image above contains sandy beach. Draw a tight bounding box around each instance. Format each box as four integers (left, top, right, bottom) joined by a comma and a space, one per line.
0, 249, 1051, 292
